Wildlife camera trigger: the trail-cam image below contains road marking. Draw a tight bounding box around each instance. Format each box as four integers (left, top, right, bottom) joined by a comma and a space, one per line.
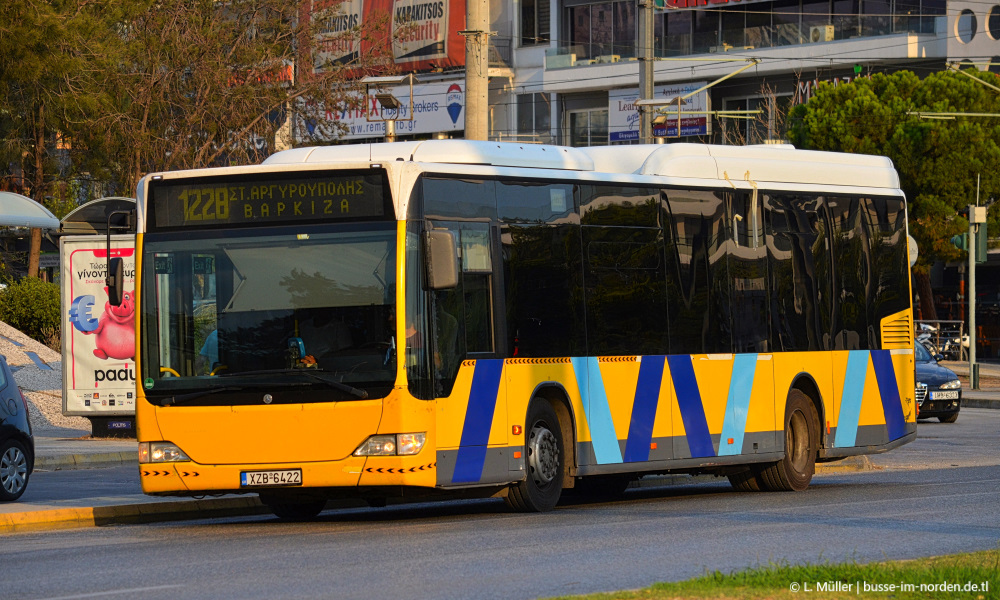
36, 585, 185, 600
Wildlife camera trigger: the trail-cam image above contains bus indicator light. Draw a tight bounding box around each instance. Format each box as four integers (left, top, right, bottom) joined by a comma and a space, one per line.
514, 451, 522, 459
512, 425, 522, 435
650, 442, 657, 450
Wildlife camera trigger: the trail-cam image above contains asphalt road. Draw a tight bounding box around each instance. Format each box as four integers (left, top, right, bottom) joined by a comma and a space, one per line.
3, 409, 999, 600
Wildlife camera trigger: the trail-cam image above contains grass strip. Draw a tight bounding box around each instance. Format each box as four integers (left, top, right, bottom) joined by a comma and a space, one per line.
550, 550, 999, 600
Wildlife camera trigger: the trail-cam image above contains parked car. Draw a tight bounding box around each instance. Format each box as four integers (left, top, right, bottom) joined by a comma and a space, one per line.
915, 341, 962, 423
0, 354, 33, 501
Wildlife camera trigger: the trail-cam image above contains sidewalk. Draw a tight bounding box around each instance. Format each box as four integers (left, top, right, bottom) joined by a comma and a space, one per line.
0, 431, 269, 534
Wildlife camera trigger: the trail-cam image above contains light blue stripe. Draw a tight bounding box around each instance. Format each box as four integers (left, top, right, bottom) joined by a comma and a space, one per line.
834, 350, 869, 448
718, 353, 757, 456
571, 357, 623, 465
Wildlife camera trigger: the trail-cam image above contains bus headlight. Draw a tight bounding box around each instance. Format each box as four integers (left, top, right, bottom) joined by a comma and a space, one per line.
138, 442, 191, 463
939, 379, 962, 390
353, 433, 426, 456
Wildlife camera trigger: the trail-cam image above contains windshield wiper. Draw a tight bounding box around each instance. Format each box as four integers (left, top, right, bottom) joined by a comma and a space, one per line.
220, 368, 368, 399
159, 385, 248, 407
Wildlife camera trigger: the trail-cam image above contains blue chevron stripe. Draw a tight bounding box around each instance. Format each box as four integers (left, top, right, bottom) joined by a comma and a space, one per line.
452, 360, 503, 483
871, 350, 907, 441
623, 356, 665, 463
667, 355, 715, 458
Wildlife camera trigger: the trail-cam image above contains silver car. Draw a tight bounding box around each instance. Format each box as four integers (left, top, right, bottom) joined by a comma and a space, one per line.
0, 355, 33, 501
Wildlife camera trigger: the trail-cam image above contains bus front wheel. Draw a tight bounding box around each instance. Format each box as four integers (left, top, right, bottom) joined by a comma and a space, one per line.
756, 390, 818, 492
505, 399, 564, 512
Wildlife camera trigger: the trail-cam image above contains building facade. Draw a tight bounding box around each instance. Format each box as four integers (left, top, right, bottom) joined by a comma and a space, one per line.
492, 0, 1000, 146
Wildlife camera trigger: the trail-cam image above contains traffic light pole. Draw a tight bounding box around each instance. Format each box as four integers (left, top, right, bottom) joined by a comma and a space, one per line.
969, 211, 977, 390
968, 203, 987, 389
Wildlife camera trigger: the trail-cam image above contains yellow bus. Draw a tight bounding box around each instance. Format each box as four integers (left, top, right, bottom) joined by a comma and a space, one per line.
126, 141, 917, 519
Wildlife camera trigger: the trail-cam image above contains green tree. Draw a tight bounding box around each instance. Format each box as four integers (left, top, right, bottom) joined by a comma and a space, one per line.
0, 1, 104, 277
74, 0, 396, 194
2, 0, 399, 265
788, 69, 1000, 320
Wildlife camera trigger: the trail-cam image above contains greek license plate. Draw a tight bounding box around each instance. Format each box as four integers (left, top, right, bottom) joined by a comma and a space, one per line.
930, 390, 959, 400
240, 469, 302, 487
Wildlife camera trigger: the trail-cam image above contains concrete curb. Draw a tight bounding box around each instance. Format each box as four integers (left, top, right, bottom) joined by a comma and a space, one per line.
962, 398, 1000, 409
35, 452, 139, 471
0, 496, 270, 535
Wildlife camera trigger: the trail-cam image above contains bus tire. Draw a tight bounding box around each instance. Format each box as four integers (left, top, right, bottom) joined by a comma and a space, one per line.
727, 468, 762, 492
505, 399, 564, 512
757, 390, 818, 492
263, 498, 327, 521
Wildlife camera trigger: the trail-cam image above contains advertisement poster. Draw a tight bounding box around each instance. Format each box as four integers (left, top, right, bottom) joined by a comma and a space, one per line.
60, 236, 136, 417
295, 80, 465, 141
314, 0, 365, 67
308, 0, 465, 73
391, 0, 449, 63
608, 82, 710, 142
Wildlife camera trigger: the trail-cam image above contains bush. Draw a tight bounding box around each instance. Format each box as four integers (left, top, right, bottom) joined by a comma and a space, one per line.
0, 276, 61, 350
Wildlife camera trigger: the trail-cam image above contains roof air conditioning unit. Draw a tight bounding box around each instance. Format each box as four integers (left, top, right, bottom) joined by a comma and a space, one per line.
810, 25, 835, 43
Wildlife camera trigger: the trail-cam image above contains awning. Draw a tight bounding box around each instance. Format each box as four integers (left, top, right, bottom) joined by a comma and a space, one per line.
0, 192, 60, 230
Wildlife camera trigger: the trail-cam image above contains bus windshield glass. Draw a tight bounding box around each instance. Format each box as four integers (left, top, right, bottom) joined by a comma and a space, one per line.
139, 223, 397, 404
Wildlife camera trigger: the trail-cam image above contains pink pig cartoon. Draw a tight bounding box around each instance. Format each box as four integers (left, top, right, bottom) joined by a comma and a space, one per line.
83, 289, 136, 360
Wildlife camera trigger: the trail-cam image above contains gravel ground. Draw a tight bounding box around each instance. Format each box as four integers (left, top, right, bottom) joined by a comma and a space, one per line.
0, 321, 90, 434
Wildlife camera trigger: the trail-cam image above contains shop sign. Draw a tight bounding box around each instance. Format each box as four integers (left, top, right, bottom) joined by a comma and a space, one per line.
609, 82, 710, 141
295, 81, 465, 141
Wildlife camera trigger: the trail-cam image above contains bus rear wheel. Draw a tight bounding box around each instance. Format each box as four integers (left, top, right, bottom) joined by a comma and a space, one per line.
505, 399, 564, 512
756, 390, 818, 492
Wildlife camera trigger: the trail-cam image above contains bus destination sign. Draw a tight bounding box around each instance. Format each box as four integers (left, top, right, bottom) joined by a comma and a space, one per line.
150, 173, 387, 229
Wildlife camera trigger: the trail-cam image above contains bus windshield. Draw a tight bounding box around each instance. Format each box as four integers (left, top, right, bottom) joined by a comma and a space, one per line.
140, 222, 397, 403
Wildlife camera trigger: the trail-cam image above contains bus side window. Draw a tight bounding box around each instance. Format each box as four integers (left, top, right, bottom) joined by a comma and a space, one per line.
663, 189, 730, 355
428, 223, 498, 396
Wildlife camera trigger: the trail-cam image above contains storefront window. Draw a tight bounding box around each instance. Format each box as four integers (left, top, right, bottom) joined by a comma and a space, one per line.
802, 0, 831, 38
613, 1, 636, 58
862, 0, 891, 35
833, 0, 861, 39
517, 93, 553, 143
521, 0, 551, 45
773, 0, 803, 45
567, 0, 636, 60
569, 109, 608, 147
692, 9, 720, 54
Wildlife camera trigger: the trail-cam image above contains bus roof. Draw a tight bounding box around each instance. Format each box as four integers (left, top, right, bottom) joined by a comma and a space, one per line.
263, 140, 900, 190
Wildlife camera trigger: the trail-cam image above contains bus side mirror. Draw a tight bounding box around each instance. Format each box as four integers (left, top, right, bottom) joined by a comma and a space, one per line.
104, 209, 134, 307
107, 257, 124, 306
424, 230, 458, 290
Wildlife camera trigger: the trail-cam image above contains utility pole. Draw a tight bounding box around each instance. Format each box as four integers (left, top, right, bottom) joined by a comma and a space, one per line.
637, 0, 654, 143
462, 0, 490, 141
969, 202, 987, 389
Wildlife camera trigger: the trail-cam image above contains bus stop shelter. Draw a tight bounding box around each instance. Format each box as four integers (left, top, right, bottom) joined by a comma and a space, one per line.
0, 192, 60, 229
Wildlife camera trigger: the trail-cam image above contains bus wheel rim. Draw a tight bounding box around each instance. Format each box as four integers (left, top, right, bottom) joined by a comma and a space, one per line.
528, 424, 559, 485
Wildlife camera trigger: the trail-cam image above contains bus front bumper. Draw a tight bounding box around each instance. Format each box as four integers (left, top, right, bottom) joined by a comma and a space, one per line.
140, 454, 440, 496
